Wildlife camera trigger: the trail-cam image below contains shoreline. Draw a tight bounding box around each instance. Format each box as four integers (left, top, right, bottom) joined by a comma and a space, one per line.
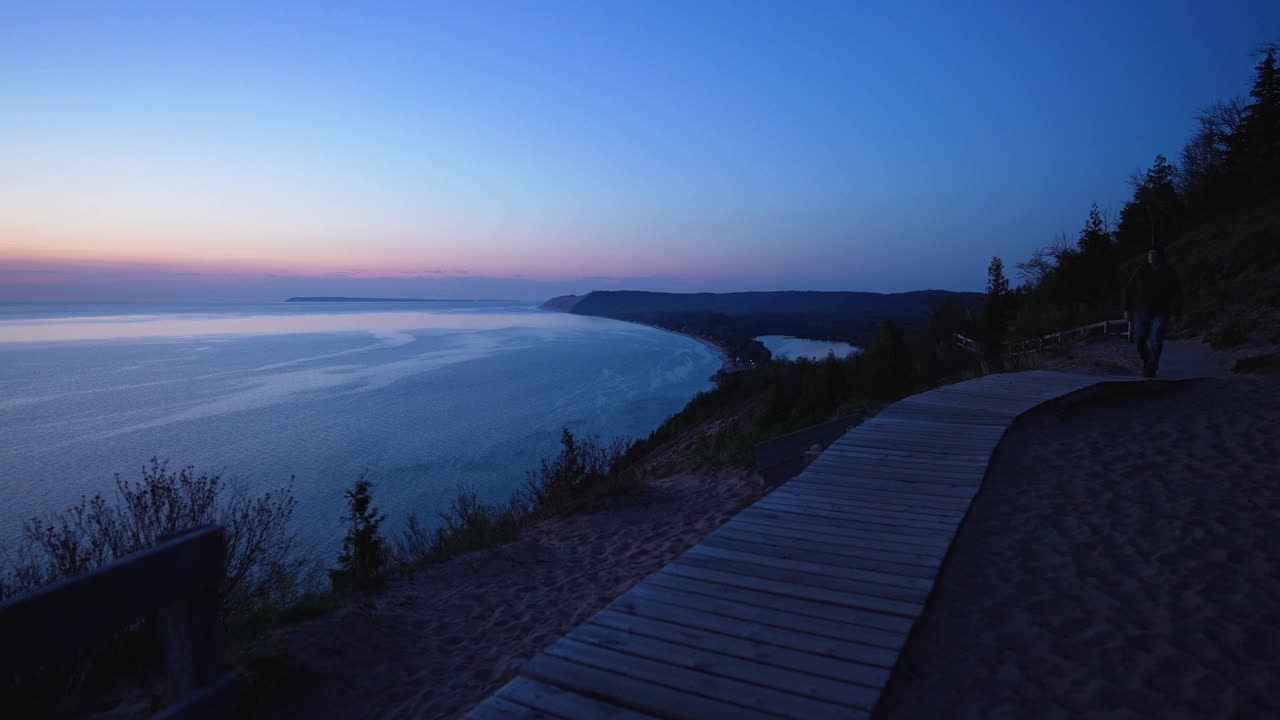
540, 307, 736, 379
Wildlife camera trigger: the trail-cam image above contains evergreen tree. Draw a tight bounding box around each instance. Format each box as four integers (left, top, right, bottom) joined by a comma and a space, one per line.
333, 476, 387, 589
1229, 47, 1280, 192
1116, 154, 1182, 258
983, 257, 1010, 358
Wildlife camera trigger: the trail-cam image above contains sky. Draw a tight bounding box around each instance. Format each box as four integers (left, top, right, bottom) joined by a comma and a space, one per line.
2, 1, 1277, 301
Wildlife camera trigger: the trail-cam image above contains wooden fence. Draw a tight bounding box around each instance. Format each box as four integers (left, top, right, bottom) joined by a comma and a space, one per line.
0, 525, 237, 719
954, 318, 1128, 358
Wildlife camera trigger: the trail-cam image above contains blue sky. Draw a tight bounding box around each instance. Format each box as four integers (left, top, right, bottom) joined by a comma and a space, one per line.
1, 1, 1277, 300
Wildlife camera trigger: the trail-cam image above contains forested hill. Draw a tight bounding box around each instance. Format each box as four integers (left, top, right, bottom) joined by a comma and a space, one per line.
540, 290, 983, 363
542, 290, 981, 318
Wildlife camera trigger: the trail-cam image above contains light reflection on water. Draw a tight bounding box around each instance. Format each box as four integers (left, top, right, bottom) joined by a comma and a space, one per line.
0, 304, 576, 343
0, 302, 719, 559
755, 334, 861, 360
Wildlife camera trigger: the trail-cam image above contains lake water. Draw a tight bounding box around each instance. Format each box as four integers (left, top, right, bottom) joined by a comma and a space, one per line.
756, 335, 861, 361
0, 302, 719, 558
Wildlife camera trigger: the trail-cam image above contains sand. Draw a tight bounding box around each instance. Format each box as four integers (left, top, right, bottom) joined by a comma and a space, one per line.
876, 376, 1280, 719
247, 468, 761, 720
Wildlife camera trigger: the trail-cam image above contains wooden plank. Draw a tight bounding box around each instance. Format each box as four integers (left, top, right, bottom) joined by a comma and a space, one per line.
465, 696, 560, 720
754, 496, 960, 533
757, 484, 962, 517
717, 519, 945, 567
491, 677, 658, 719
617, 578, 909, 652
738, 505, 960, 545
803, 456, 983, 479
768, 484, 968, 517
724, 517, 950, 563
592, 609, 895, 691
0, 526, 225, 672
684, 544, 934, 597
544, 638, 861, 720
703, 533, 938, 580
799, 464, 986, 487
673, 551, 929, 611
806, 455, 989, 478
822, 443, 991, 464
754, 499, 960, 536
644, 569, 914, 634
519, 653, 783, 720
880, 404, 1016, 419
859, 416, 1005, 432
796, 470, 982, 496
830, 436, 996, 454
661, 562, 924, 619
737, 508, 955, 550
827, 440, 991, 461
571, 620, 883, 710
803, 461, 983, 484
776, 485, 971, 515
592, 607, 896, 686
817, 449, 989, 471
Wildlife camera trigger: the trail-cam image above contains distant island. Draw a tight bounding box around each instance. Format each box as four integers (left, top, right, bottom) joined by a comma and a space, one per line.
287, 297, 463, 303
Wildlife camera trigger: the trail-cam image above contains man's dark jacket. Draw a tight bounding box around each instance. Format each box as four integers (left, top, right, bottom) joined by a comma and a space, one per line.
1124, 263, 1184, 316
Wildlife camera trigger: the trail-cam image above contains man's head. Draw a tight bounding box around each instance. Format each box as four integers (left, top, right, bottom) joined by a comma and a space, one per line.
1148, 247, 1164, 267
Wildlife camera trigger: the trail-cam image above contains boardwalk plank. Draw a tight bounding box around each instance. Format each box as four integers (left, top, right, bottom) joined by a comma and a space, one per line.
755, 488, 965, 522
724, 518, 950, 562
545, 638, 859, 719
738, 508, 955, 549
699, 534, 938, 580
613, 584, 907, 655
715, 522, 944, 569
753, 497, 960, 533
662, 562, 924, 618
683, 544, 934, 596
519, 653, 783, 720
571, 620, 882, 710
491, 677, 659, 719
672, 552, 930, 610
766, 485, 968, 517
466, 697, 560, 720
644, 571, 913, 634
795, 471, 980, 497
777, 481, 972, 510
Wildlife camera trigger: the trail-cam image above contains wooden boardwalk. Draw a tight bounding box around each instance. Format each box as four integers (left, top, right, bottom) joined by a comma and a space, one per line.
466, 370, 1136, 719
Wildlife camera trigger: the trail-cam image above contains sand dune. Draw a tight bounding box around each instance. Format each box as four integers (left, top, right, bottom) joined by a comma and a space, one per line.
248, 468, 761, 719
877, 377, 1280, 719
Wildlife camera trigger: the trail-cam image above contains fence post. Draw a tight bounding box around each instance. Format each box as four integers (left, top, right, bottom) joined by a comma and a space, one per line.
156, 528, 224, 704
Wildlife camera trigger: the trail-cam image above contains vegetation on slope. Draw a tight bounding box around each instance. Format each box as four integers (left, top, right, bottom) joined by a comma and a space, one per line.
988, 47, 1280, 349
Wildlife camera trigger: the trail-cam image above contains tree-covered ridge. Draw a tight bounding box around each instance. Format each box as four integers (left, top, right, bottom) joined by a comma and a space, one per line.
999, 46, 1280, 343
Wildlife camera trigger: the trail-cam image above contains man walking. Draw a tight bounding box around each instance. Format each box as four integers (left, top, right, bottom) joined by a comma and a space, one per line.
1124, 247, 1184, 378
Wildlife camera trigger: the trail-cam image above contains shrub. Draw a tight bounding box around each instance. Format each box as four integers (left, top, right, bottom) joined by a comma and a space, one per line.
394, 485, 524, 567
0, 458, 303, 621
1207, 314, 1259, 348
330, 477, 387, 591
523, 428, 630, 515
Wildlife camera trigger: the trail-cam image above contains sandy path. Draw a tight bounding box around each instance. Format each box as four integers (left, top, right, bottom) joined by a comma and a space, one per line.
876, 377, 1280, 719
247, 468, 760, 720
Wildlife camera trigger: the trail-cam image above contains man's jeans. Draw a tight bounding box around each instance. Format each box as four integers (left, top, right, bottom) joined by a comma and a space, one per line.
1133, 313, 1169, 375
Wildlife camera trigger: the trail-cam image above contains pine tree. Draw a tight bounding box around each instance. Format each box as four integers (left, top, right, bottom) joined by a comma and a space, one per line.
333, 476, 387, 589
983, 257, 1010, 358
1116, 154, 1182, 257
1231, 47, 1280, 188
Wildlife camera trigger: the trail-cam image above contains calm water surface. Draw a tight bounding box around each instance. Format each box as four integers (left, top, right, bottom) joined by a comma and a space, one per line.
756, 335, 861, 361
0, 302, 719, 557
